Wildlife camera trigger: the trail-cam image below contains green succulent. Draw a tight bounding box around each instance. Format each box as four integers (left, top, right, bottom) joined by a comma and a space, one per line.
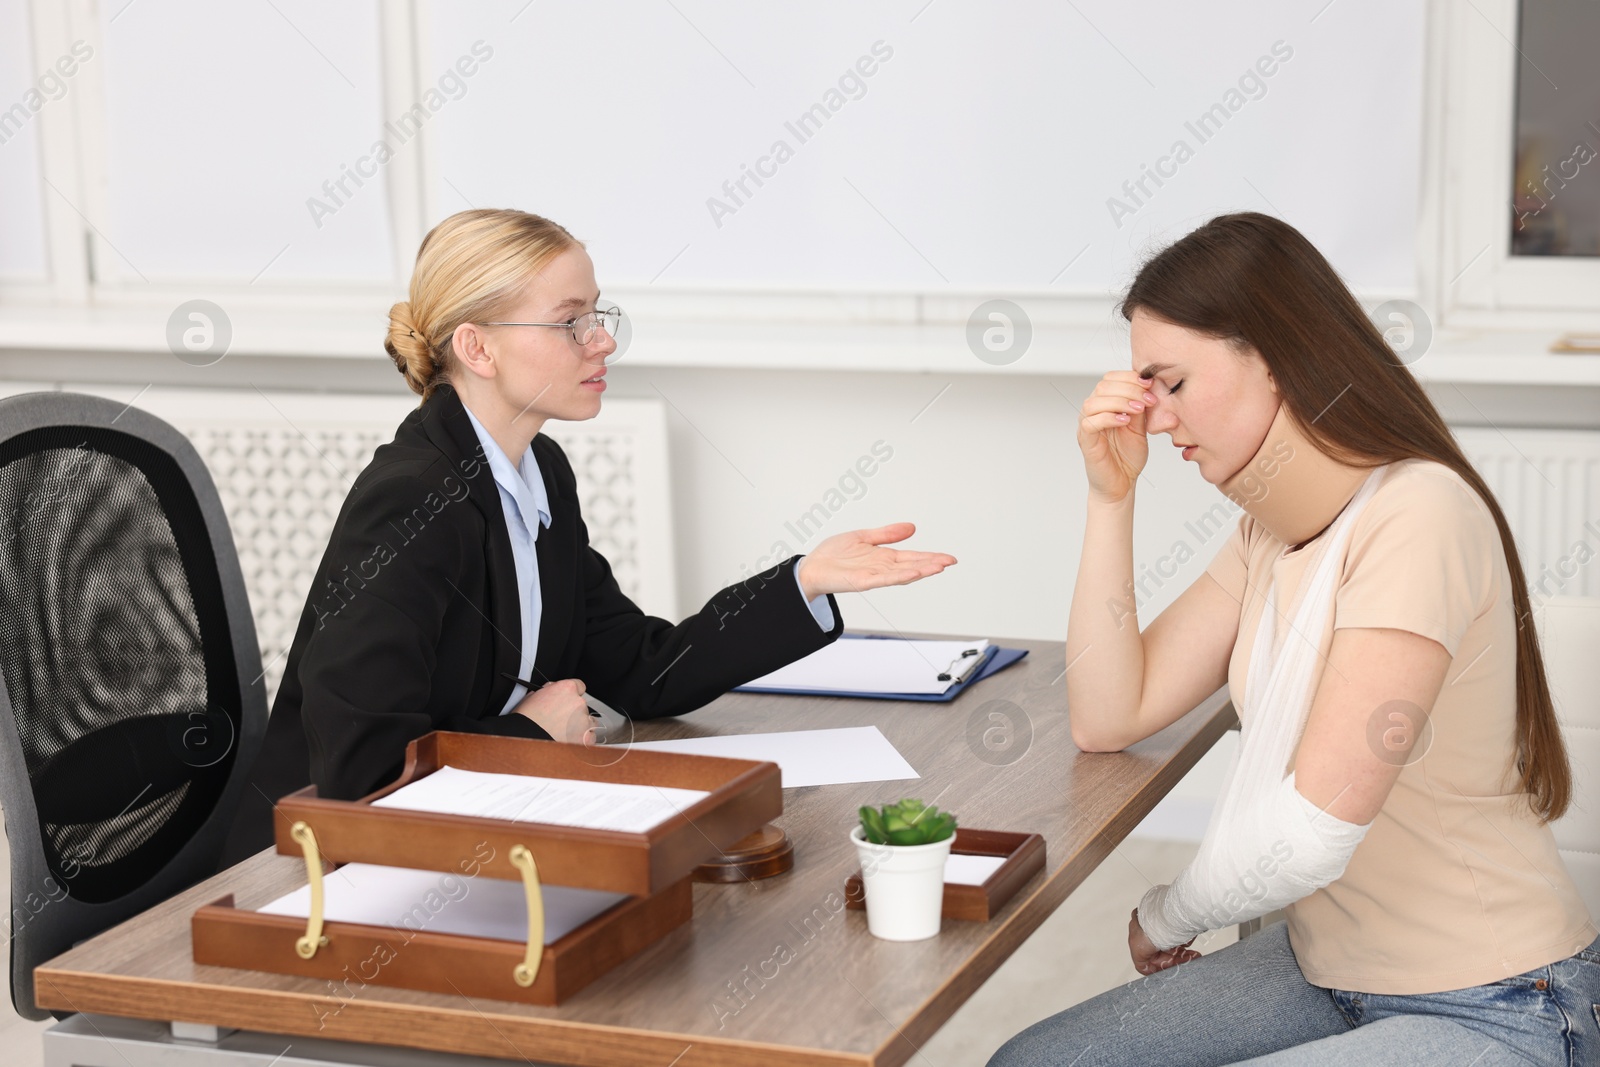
858, 798, 957, 846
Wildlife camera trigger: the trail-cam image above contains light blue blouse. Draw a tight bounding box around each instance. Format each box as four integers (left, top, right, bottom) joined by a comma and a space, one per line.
463, 409, 834, 716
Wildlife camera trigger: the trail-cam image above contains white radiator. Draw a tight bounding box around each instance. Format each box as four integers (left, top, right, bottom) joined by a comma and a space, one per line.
1454, 427, 1600, 604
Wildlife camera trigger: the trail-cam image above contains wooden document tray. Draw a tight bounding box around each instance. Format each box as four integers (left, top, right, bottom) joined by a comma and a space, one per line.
844, 829, 1045, 922
194, 731, 781, 1004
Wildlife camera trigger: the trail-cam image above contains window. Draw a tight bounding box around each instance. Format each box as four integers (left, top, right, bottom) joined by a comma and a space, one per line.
1427, 0, 1600, 326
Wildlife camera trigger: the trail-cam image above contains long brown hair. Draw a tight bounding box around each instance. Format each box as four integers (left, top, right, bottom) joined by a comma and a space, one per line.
1121, 212, 1570, 822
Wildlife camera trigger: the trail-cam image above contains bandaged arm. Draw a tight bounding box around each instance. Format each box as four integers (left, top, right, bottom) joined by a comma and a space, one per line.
1136, 771, 1370, 950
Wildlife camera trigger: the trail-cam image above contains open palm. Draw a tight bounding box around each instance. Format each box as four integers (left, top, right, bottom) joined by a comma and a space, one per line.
797, 523, 956, 600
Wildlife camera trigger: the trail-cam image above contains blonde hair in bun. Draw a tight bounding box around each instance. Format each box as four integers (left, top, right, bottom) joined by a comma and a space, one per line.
384, 209, 580, 399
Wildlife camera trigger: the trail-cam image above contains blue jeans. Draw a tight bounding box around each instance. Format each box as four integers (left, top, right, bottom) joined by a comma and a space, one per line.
986, 922, 1600, 1066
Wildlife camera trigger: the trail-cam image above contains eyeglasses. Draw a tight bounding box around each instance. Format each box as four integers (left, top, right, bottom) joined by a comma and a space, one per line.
482, 307, 622, 348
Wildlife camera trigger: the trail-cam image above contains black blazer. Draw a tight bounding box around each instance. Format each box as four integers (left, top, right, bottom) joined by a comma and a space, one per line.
223, 384, 841, 864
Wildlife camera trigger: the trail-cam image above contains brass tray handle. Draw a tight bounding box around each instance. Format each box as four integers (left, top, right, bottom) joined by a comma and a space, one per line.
290, 821, 328, 959
509, 845, 546, 987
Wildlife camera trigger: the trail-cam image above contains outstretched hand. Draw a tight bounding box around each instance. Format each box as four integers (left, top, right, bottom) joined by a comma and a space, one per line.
796, 522, 956, 600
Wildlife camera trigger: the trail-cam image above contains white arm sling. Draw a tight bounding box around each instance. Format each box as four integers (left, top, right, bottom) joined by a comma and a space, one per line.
1138, 465, 1389, 950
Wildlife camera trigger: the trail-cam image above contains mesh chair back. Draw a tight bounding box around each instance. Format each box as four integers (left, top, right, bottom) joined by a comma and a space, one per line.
0, 392, 266, 1020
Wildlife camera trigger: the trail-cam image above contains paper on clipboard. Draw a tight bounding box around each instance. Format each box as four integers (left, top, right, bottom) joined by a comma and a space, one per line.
740, 638, 991, 696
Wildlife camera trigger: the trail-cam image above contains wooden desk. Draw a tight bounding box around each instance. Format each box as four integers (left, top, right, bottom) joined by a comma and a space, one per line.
35, 636, 1235, 1067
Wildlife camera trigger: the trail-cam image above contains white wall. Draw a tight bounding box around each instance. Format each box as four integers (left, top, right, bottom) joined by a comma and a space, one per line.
6, 346, 1597, 845
0, 358, 1236, 639
592, 363, 1599, 632
1, 356, 1246, 838
602, 365, 1228, 637
427, 1, 1424, 297
587, 361, 1600, 842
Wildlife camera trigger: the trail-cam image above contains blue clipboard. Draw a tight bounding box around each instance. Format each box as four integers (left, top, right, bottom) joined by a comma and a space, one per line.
733, 634, 1029, 702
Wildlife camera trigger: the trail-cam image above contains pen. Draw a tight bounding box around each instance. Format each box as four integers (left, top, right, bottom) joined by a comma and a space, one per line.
937, 648, 983, 684
499, 672, 616, 720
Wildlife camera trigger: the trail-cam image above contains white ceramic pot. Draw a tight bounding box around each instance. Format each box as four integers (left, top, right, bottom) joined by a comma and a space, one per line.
850, 824, 953, 941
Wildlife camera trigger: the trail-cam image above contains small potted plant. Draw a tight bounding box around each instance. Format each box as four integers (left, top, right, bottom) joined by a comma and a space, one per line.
850, 798, 958, 941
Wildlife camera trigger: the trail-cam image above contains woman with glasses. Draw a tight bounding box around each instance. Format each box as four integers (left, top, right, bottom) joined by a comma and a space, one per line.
225, 208, 954, 861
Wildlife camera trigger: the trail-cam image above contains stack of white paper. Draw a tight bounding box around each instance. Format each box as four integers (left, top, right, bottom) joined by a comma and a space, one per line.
625, 726, 919, 787
371, 765, 709, 833
258, 862, 626, 945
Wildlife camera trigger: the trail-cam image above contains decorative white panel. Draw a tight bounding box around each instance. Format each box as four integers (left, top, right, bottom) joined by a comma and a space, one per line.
96, 0, 394, 284
189, 421, 397, 700
78, 388, 675, 707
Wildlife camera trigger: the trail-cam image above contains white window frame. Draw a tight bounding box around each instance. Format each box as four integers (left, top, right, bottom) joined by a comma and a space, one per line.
4, 0, 89, 307
1420, 0, 1600, 331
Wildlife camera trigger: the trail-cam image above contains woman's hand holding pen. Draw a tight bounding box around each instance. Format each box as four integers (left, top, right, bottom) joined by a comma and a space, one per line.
1079, 372, 1155, 504
797, 522, 957, 600
512, 678, 598, 745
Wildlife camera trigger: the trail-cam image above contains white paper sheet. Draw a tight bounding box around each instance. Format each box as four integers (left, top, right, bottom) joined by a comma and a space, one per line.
740, 638, 990, 695
625, 726, 918, 788
944, 853, 1007, 887
257, 862, 626, 945
371, 765, 708, 834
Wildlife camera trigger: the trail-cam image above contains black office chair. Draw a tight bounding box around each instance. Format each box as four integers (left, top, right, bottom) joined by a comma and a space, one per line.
0, 392, 266, 1020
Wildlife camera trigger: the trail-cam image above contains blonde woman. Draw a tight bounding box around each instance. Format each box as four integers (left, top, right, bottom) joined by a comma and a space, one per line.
225, 209, 954, 860
991, 214, 1597, 1066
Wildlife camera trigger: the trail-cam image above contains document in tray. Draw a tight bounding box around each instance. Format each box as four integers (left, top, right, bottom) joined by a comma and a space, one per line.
944, 854, 1007, 886
625, 726, 918, 788
258, 862, 626, 945
371, 765, 708, 834
740, 638, 990, 696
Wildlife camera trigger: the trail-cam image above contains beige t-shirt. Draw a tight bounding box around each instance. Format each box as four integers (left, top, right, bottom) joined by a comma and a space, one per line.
1204, 457, 1596, 994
